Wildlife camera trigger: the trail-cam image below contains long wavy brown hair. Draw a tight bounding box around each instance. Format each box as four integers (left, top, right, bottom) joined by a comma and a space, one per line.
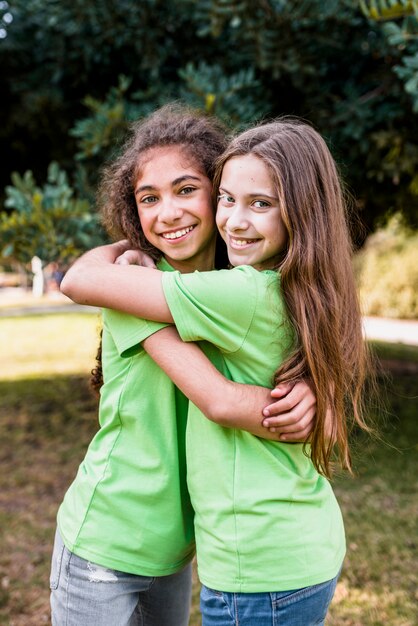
212, 118, 374, 478
91, 103, 229, 392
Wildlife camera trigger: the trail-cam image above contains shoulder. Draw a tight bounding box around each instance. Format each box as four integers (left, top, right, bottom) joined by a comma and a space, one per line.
163, 265, 281, 309
103, 308, 168, 357
166, 265, 268, 289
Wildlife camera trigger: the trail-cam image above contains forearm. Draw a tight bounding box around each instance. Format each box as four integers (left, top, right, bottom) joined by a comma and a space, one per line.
61, 243, 172, 322
142, 327, 279, 439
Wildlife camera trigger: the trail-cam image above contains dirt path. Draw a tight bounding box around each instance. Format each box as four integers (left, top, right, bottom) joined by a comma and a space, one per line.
1, 288, 418, 347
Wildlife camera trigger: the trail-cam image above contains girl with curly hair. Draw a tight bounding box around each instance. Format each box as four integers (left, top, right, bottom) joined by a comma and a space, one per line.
51, 105, 317, 626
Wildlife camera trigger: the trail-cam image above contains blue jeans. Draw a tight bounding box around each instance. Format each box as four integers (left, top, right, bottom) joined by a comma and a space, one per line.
200, 572, 340, 626
50, 529, 192, 626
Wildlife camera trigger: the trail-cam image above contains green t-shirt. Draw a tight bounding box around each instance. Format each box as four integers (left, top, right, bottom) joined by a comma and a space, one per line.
162, 265, 346, 592
57, 258, 195, 576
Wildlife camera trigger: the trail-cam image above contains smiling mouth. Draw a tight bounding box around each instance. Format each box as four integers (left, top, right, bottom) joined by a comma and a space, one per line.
229, 236, 260, 248
160, 225, 196, 240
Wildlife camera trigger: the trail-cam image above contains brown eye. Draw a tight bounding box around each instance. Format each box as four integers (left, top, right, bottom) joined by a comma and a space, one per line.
253, 200, 270, 209
141, 195, 158, 204
179, 186, 196, 195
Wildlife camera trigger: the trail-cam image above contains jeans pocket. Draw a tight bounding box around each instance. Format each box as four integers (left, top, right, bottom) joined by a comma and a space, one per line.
200, 585, 235, 625
49, 528, 66, 590
273, 575, 339, 625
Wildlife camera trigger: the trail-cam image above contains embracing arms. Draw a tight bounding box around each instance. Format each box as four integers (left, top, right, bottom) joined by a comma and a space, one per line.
143, 326, 316, 441
62, 242, 318, 441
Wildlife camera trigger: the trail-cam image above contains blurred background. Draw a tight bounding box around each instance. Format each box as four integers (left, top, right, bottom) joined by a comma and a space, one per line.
0, 1, 417, 624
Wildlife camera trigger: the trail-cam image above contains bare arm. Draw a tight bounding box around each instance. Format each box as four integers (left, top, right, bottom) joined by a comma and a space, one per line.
114, 246, 319, 442
61, 242, 172, 322
62, 243, 319, 442
143, 326, 287, 440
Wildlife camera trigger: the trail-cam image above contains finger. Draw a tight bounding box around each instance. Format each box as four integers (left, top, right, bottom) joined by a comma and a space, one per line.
262, 404, 315, 427
267, 422, 311, 437
260, 429, 283, 442
114, 250, 141, 265
265, 387, 316, 418
279, 427, 311, 442
270, 381, 295, 398
269, 385, 308, 407
113, 239, 131, 253
274, 414, 314, 434
277, 412, 315, 441
263, 400, 294, 418
115, 255, 130, 265
263, 394, 310, 418
273, 380, 316, 404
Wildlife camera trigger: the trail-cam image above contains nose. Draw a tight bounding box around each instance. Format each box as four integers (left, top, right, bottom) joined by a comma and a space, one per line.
158, 197, 183, 223
226, 204, 249, 232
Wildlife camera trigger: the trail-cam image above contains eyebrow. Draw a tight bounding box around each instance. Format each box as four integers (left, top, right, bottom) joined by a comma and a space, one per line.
219, 186, 279, 202
135, 175, 202, 196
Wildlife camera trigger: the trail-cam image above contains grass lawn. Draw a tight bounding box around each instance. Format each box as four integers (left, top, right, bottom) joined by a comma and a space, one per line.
0, 312, 417, 625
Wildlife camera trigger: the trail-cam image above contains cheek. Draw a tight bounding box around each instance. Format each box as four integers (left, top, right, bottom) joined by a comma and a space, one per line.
274, 227, 288, 252
203, 207, 216, 228
269, 216, 288, 246
137, 210, 154, 240
215, 207, 226, 230
199, 197, 216, 228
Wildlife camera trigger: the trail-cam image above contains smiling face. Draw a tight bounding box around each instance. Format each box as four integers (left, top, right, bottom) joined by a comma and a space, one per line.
216, 154, 288, 270
134, 146, 216, 273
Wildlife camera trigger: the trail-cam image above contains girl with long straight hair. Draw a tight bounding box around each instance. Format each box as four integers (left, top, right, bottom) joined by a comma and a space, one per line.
61, 117, 373, 625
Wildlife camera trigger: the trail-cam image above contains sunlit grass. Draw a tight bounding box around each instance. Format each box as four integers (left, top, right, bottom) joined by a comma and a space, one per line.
0, 312, 102, 379
0, 312, 417, 625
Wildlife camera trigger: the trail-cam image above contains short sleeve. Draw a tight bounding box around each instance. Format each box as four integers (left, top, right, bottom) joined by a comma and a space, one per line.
162, 266, 258, 353
103, 309, 170, 358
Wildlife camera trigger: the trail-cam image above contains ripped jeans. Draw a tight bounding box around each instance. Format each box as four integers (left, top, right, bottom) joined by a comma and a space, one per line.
50, 529, 192, 626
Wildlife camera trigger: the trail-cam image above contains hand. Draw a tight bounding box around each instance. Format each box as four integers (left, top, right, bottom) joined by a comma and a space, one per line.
261, 380, 316, 442
87, 240, 132, 263
115, 249, 157, 268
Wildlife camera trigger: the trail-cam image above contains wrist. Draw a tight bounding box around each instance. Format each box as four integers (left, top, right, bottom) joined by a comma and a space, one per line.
206, 379, 238, 427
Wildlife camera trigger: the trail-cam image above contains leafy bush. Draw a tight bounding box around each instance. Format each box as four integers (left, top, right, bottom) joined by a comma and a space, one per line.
2, 0, 418, 230
355, 215, 418, 318
0, 162, 107, 267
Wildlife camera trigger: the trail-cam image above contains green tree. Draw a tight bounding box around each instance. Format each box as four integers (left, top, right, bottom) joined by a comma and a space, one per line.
357, 0, 418, 229
0, 163, 106, 269
1, 0, 418, 237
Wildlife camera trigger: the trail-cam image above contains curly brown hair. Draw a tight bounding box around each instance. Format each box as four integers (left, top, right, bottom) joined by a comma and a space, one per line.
98, 102, 229, 259
91, 103, 229, 394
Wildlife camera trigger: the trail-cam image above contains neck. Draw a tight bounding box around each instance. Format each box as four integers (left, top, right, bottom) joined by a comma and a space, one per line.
164, 240, 217, 274
167, 257, 215, 273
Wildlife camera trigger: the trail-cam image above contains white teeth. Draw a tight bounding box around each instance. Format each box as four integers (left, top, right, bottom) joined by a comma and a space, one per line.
231, 238, 257, 247
162, 226, 194, 240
